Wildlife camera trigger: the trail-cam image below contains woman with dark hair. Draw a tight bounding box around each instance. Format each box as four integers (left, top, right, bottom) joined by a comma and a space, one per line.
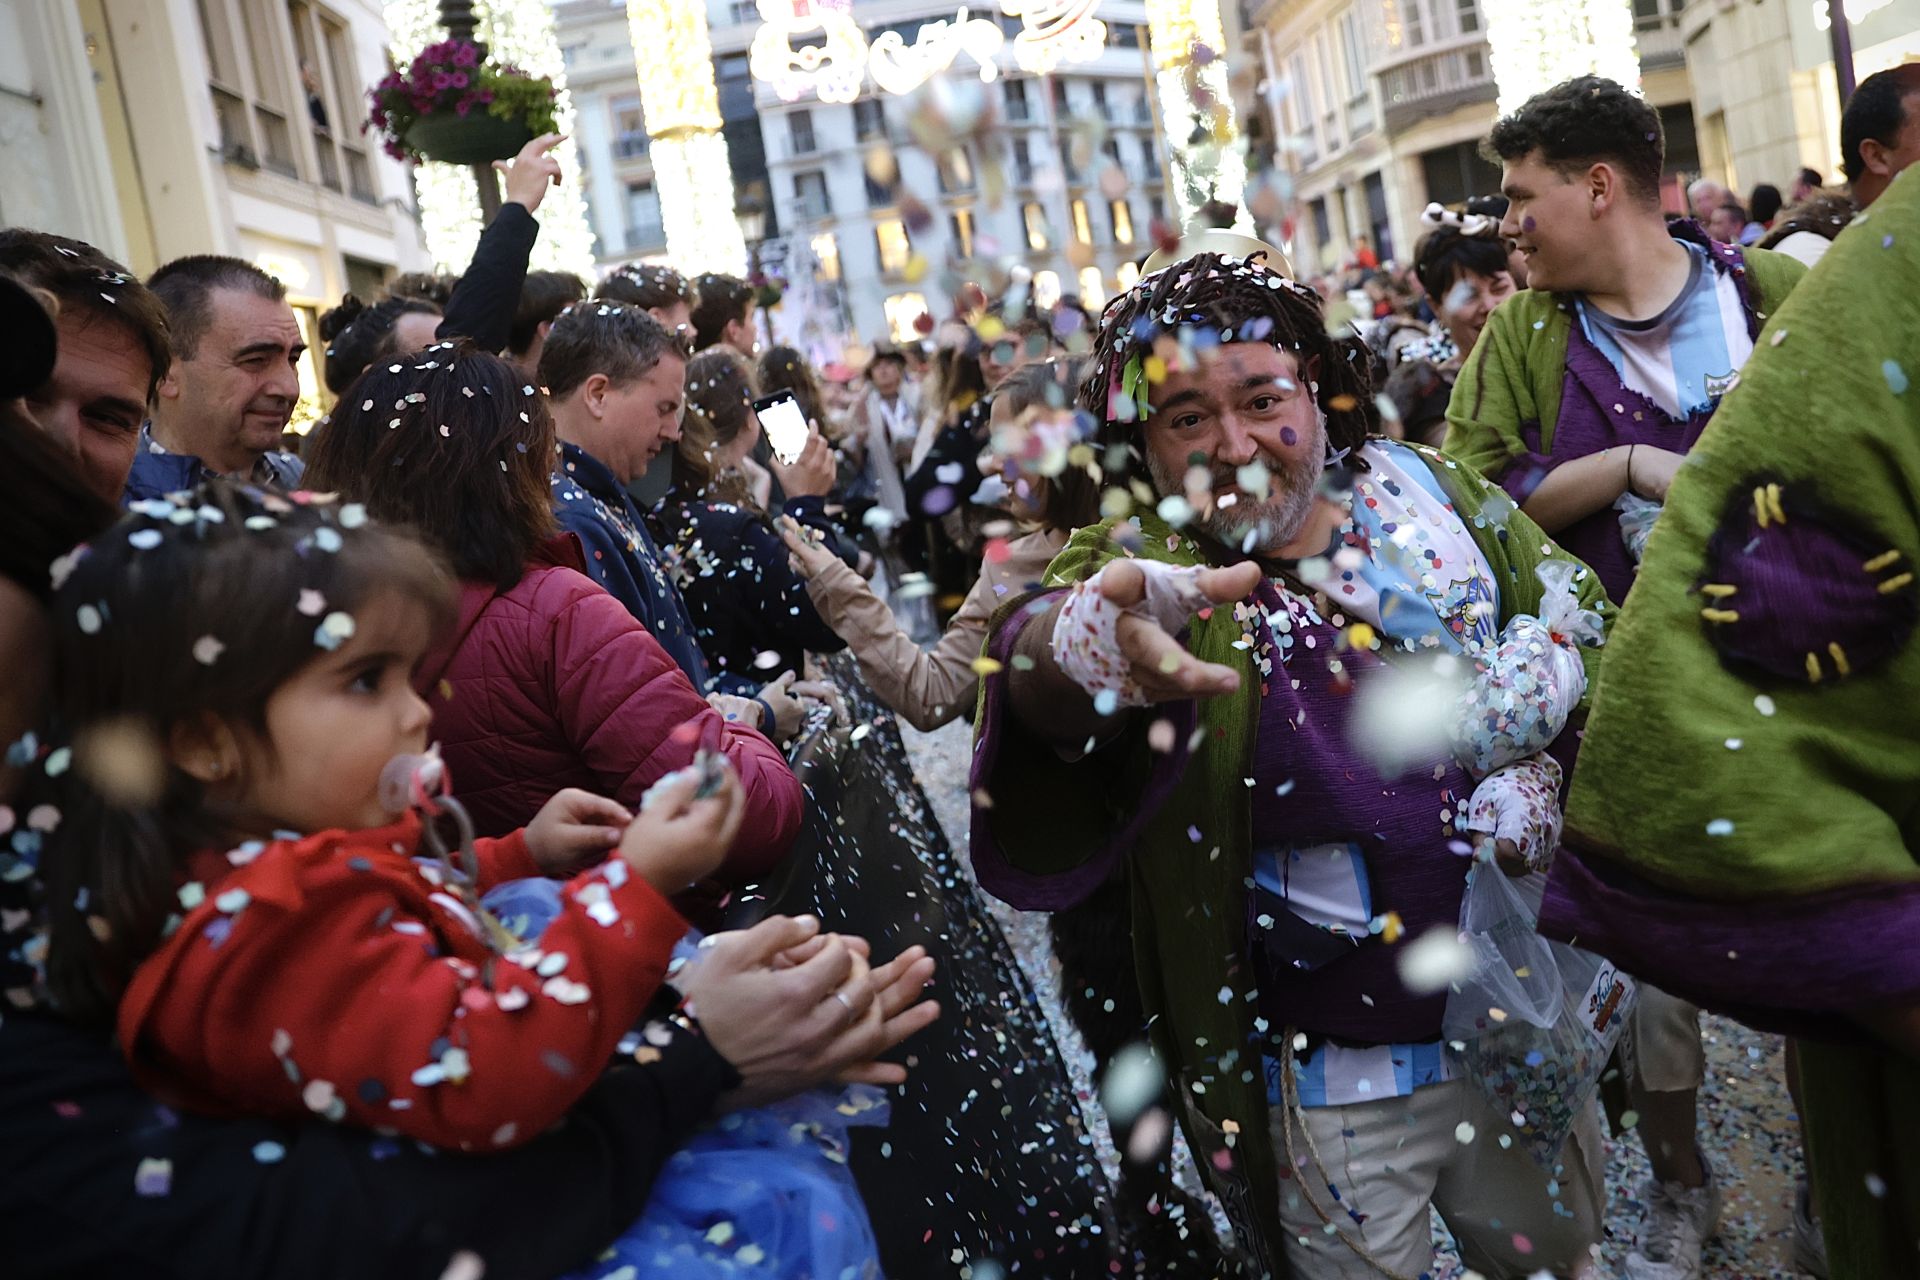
650, 347, 848, 686
304, 342, 803, 893
757, 344, 830, 436
317, 294, 442, 393
1408, 203, 1519, 369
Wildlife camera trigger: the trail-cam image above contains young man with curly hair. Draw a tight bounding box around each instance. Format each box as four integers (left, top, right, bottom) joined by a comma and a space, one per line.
1445, 75, 1809, 1280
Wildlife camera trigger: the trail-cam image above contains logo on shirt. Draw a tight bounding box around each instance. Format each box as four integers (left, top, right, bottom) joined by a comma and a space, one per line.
1704, 369, 1740, 400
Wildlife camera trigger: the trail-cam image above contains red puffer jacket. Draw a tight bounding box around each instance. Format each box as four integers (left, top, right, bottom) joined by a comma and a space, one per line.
415, 539, 802, 884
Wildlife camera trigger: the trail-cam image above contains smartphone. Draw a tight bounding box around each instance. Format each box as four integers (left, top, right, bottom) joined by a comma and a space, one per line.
691, 749, 728, 799
753, 389, 810, 466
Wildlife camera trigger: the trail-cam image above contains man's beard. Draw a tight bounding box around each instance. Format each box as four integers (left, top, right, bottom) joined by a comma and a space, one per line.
1148, 442, 1323, 556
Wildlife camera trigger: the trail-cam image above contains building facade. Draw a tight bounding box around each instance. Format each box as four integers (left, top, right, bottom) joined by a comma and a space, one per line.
1, 0, 431, 421
1242, 0, 1698, 278
558, 0, 1177, 346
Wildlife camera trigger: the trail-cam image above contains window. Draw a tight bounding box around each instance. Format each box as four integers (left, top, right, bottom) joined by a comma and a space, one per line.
937, 147, 975, 193
1078, 265, 1106, 308
1457, 0, 1480, 33
1138, 134, 1159, 181
1110, 199, 1134, 244
1013, 137, 1035, 183
884, 292, 929, 342
789, 109, 816, 155
1400, 0, 1426, 47
951, 208, 975, 259
1051, 79, 1069, 116
1033, 269, 1062, 310
1024, 202, 1050, 250
1103, 137, 1123, 167
198, 0, 295, 176
865, 168, 897, 207
1004, 78, 1030, 121
285, 3, 376, 200
1310, 196, 1331, 247
794, 169, 831, 220
854, 97, 885, 141
811, 232, 841, 282
875, 219, 912, 273
1091, 82, 1110, 120
1111, 24, 1140, 48
1071, 198, 1092, 244
1340, 11, 1368, 103
611, 94, 648, 158
625, 180, 663, 247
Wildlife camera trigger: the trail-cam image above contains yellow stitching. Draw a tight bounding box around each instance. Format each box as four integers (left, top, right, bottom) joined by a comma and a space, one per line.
1880, 572, 1915, 594
1828, 642, 1851, 676
1863, 549, 1903, 573
1765, 484, 1787, 525
1699, 583, 1738, 599
1701, 607, 1740, 623
1753, 488, 1770, 527
1805, 653, 1823, 682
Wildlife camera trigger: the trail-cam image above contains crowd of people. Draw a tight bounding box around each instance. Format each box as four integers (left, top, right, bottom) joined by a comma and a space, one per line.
2, 58, 1917, 1280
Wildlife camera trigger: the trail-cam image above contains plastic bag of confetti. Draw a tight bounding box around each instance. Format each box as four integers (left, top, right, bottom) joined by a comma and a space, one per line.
1452, 560, 1603, 777
1615, 491, 1664, 563
1443, 859, 1636, 1166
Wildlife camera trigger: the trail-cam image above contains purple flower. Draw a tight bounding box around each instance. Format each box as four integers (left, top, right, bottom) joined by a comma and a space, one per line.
453, 43, 479, 68
451, 72, 468, 88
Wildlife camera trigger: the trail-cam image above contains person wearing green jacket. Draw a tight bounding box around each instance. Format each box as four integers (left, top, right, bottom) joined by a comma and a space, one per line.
1539, 162, 1920, 1280
1444, 76, 1809, 1280
967, 249, 1617, 1277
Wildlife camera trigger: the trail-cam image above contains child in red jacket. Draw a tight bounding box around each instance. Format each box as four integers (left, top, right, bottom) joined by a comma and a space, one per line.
37, 485, 741, 1150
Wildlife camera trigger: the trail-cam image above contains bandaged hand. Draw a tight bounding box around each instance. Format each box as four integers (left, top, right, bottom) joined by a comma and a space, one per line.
1462, 753, 1564, 876
1452, 560, 1603, 777
1049, 559, 1258, 708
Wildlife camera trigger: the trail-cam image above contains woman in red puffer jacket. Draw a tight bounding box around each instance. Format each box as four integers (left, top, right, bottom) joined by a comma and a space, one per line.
305, 341, 802, 893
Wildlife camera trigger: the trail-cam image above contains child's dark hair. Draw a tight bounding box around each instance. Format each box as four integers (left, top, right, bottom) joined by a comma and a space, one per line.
1078, 251, 1376, 490
319, 293, 443, 393
305, 342, 558, 591
38, 482, 452, 1024
1484, 76, 1665, 205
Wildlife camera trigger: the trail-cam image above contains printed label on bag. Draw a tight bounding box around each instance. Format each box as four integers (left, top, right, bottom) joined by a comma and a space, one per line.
1580, 961, 1634, 1046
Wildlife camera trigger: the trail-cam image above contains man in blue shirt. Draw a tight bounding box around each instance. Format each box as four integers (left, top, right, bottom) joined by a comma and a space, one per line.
129, 256, 306, 502
540, 301, 806, 737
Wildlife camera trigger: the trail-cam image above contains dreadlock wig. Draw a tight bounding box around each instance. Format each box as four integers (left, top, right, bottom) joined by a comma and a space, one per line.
1078, 251, 1378, 488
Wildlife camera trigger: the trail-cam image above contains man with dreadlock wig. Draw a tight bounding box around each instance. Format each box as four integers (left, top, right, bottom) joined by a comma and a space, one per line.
966, 249, 1617, 1277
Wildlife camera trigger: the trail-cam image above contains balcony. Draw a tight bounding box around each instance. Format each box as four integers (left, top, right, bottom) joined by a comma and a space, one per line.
625, 219, 666, 248
1635, 16, 1686, 70
1377, 40, 1495, 134
794, 194, 833, 222
614, 133, 650, 160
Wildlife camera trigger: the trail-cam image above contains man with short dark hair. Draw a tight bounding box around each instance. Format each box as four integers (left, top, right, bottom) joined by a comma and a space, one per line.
133, 255, 304, 501
688, 272, 757, 354
507, 269, 585, 378
0, 229, 171, 504
1447, 75, 1808, 1280
1841, 63, 1920, 209
1791, 165, 1824, 203
595, 263, 695, 334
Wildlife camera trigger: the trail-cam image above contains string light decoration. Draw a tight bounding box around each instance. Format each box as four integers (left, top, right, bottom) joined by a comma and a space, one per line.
1480, 0, 1642, 118
383, 0, 596, 277
1143, 0, 1251, 231
627, 0, 749, 276
1005, 0, 1108, 74
749, 0, 867, 103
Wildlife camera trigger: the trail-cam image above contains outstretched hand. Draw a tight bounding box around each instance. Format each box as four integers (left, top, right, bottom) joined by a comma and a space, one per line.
1094, 559, 1260, 704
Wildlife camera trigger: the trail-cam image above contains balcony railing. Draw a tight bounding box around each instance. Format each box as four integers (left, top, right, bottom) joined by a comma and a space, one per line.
626, 219, 666, 248
1377, 40, 1494, 133
614, 134, 650, 160
1635, 16, 1685, 69
794, 194, 832, 222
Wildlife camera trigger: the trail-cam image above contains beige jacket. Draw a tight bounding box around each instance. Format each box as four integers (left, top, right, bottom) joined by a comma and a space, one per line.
803, 528, 1067, 732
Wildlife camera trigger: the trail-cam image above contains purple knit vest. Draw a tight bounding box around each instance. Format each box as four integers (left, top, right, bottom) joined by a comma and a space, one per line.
1244, 580, 1477, 1044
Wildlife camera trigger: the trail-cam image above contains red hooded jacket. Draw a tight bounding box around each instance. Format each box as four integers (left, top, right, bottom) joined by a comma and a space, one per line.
117, 814, 685, 1151
414, 539, 802, 885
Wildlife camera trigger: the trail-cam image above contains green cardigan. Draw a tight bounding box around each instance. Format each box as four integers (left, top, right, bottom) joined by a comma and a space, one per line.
1443, 244, 1808, 482
972, 442, 1613, 1269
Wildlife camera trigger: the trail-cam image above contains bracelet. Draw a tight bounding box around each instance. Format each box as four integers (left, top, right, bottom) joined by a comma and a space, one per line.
1625, 444, 1638, 496
751, 697, 776, 732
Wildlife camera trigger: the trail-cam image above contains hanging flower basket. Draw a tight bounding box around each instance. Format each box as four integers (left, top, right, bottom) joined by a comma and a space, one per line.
366, 38, 557, 166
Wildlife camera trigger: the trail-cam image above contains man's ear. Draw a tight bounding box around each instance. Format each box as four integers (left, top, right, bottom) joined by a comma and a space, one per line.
1306, 352, 1323, 391
581, 371, 613, 418
156, 369, 183, 403
1861, 138, 1895, 178
166, 712, 240, 788
1587, 162, 1618, 217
